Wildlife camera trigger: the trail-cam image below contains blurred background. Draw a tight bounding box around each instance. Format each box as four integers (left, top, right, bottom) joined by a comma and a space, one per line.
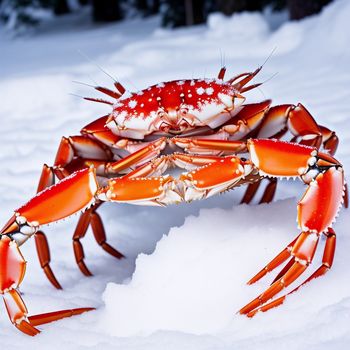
0, 0, 334, 32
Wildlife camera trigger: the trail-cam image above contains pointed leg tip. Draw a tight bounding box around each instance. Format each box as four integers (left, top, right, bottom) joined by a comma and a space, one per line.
238, 306, 249, 315
27, 306, 96, 327
246, 309, 258, 318
117, 252, 126, 259
247, 270, 266, 285
239, 298, 261, 315
71, 307, 96, 317
77, 262, 93, 276
46, 274, 63, 290
110, 249, 125, 260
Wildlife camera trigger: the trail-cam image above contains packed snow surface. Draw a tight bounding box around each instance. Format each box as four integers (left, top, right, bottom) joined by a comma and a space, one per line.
1, 1, 350, 349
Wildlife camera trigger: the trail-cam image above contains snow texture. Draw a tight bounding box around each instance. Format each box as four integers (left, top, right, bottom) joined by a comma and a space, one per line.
1, 1, 350, 349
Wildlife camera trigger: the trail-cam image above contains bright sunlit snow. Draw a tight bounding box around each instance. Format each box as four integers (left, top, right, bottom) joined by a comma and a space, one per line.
0, 1, 350, 349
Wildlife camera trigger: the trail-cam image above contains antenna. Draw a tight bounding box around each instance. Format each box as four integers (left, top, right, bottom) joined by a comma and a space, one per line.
260, 47, 277, 69
77, 49, 119, 84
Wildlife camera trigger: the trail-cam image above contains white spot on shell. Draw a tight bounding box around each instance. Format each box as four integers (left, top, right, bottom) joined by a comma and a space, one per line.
196, 87, 205, 95
128, 100, 137, 108
206, 87, 214, 95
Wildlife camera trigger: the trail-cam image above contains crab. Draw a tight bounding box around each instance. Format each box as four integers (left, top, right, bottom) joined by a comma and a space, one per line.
0, 66, 347, 336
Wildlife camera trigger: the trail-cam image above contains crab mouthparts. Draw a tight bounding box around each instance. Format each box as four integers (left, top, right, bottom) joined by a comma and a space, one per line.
157, 109, 197, 134
159, 119, 193, 134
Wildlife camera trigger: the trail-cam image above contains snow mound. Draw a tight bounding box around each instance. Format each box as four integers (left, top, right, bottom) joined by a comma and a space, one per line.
269, 0, 350, 56
99, 199, 346, 339
100, 201, 287, 336
207, 12, 269, 41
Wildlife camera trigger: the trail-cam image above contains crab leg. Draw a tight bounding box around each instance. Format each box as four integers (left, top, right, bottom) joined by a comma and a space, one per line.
72, 207, 94, 276
217, 100, 271, 141
90, 210, 125, 259
240, 180, 261, 204
34, 160, 105, 288
70, 140, 166, 275
35, 231, 62, 289
31, 164, 63, 289
123, 156, 170, 179
319, 125, 339, 155
0, 167, 98, 262
60, 137, 166, 176
82, 115, 167, 157
34, 161, 108, 285
172, 136, 279, 204
173, 103, 340, 204
99, 175, 182, 206
172, 138, 246, 155
171, 153, 222, 170
27, 307, 95, 326
175, 101, 269, 147
1, 167, 98, 240
121, 153, 222, 181
257, 103, 333, 151
247, 235, 301, 285
248, 104, 339, 204
100, 154, 253, 205
239, 139, 344, 315
240, 177, 277, 205
73, 202, 124, 277
31, 136, 111, 289
247, 228, 336, 317
54, 135, 112, 170
35, 138, 165, 282
259, 178, 278, 204
0, 168, 101, 333
105, 137, 166, 175
179, 156, 252, 202
81, 115, 121, 147
0, 236, 93, 336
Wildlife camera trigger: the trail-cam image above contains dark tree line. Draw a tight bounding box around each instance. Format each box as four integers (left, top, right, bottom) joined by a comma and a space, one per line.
160, 0, 333, 27
0, 0, 334, 30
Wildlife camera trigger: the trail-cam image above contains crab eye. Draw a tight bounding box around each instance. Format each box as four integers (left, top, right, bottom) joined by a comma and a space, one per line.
157, 110, 165, 117
180, 107, 188, 115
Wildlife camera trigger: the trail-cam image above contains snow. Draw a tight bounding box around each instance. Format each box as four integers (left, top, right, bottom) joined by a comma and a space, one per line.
1, 0, 350, 349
